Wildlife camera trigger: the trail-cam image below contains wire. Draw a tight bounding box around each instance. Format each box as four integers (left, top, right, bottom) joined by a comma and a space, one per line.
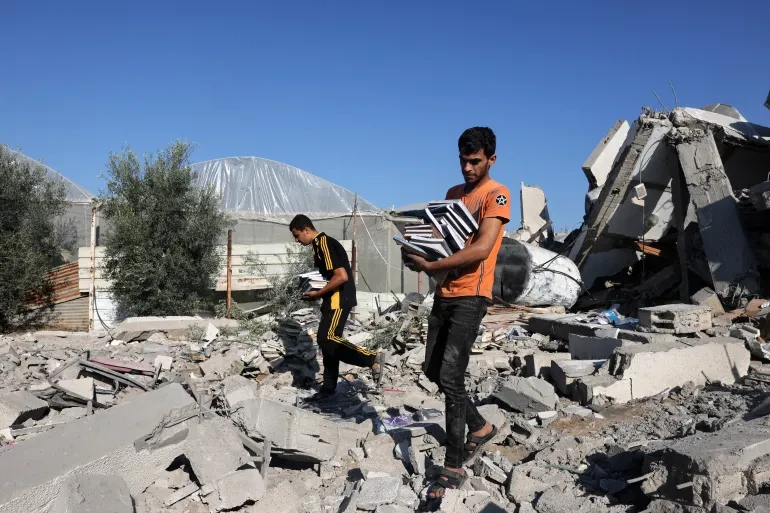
356, 211, 420, 275
92, 289, 116, 340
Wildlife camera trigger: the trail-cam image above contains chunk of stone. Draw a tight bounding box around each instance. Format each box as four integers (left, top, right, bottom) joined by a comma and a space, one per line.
474, 457, 507, 484
185, 416, 250, 485
494, 377, 557, 413
154, 355, 173, 371
524, 352, 571, 379
203, 323, 219, 343
551, 360, 605, 396
222, 375, 260, 408
568, 334, 636, 360
575, 375, 632, 406
57, 378, 95, 401
199, 352, 239, 378
507, 468, 552, 503
212, 469, 265, 511
357, 476, 400, 511
0, 391, 49, 429
51, 474, 133, 513
638, 304, 712, 334
691, 287, 725, 316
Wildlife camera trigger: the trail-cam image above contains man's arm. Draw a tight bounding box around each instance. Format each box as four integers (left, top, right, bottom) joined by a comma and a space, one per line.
304, 237, 350, 298
405, 217, 504, 273
311, 267, 348, 297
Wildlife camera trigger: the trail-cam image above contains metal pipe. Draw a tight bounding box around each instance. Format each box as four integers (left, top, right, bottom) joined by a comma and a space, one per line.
88, 207, 97, 331
226, 229, 233, 311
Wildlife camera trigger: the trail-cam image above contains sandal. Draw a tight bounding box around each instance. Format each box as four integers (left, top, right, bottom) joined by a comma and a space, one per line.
462, 424, 498, 465
426, 467, 467, 500
372, 352, 385, 387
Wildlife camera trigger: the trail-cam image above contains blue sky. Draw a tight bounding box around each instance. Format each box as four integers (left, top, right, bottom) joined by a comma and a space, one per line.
2, 1, 769, 231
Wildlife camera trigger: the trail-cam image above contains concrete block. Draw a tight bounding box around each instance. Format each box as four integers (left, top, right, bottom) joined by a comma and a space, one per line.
575, 375, 633, 406
212, 469, 265, 511
527, 314, 596, 341
222, 375, 260, 408
551, 360, 605, 396
473, 457, 507, 484
57, 378, 95, 401
233, 397, 339, 462
0, 391, 49, 429
616, 330, 678, 344
0, 383, 195, 513
524, 352, 571, 379
395, 484, 418, 509
439, 489, 471, 513
476, 404, 510, 444
375, 505, 412, 513
186, 416, 250, 485
534, 487, 602, 512
51, 474, 133, 513
357, 476, 400, 511
494, 377, 557, 413
199, 352, 239, 378
569, 334, 639, 360
691, 287, 725, 316
611, 338, 750, 399
638, 304, 712, 334
154, 355, 173, 371
253, 479, 301, 513
506, 468, 552, 503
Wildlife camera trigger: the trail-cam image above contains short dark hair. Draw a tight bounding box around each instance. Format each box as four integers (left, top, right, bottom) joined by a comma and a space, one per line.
289, 214, 315, 231
458, 127, 496, 158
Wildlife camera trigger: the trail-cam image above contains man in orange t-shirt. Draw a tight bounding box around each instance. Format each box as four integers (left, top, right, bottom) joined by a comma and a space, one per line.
403, 127, 510, 500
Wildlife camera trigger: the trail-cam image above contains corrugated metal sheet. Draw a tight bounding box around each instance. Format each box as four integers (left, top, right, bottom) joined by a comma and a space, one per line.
27, 262, 89, 331
39, 296, 89, 331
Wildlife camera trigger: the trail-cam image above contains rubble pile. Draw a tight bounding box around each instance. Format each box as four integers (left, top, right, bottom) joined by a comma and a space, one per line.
2, 102, 770, 512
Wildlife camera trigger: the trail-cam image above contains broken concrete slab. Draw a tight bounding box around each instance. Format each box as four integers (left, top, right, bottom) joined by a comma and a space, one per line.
0, 383, 195, 513
642, 417, 770, 510
691, 287, 725, 316
154, 355, 173, 371
357, 476, 400, 511
57, 377, 95, 402
0, 391, 49, 429
222, 375, 260, 408
186, 416, 250, 485
611, 338, 749, 399
51, 474, 133, 513
211, 469, 265, 511
519, 183, 553, 244
551, 360, 605, 396
494, 377, 557, 413
253, 479, 301, 513
575, 375, 633, 406
616, 330, 678, 344
199, 351, 240, 378
527, 314, 596, 341
673, 126, 759, 301
232, 397, 339, 462
524, 351, 571, 379
473, 456, 507, 484
113, 316, 238, 340
638, 304, 712, 334
582, 119, 632, 189
568, 334, 637, 360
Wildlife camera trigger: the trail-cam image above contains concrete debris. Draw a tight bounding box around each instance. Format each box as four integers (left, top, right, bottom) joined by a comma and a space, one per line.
186, 416, 250, 485
494, 376, 558, 413
357, 476, 400, 511
638, 304, 713, 334
51, 474, 133, 513
0, 391, 48, 430
57, 377, 95, 401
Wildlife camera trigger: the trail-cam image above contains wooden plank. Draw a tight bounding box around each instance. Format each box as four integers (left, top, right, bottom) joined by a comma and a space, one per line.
675, 129, 759, 301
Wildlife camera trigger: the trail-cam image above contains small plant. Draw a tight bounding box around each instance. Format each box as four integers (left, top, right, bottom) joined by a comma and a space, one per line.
187, 324, 204, 342
215, 299, 246, 321
244, 243, 316, 317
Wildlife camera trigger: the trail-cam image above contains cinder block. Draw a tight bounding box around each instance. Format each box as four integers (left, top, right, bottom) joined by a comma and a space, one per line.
638, 304, 712, 334
0, 383, 195, 513
575, 375, 632, 406
524, 352, 571, 379
494, 377, 557, 413
0, 391, 49, 429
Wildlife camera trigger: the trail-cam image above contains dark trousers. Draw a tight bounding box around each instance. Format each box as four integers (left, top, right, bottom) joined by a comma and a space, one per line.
424, 296, 490, 468
317, 307, 376, 391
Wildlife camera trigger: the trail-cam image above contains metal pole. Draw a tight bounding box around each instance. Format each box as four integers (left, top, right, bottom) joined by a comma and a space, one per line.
226, 229, 233, 311
88, 207, 97, 331
352, 195, 358, 287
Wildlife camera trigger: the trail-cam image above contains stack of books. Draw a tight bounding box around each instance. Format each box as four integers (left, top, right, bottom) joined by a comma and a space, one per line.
298, 271, 327, 294
394, 200, 479, 283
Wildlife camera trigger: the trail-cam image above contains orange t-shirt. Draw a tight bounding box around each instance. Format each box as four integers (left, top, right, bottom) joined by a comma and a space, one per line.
437, 179, 511, 299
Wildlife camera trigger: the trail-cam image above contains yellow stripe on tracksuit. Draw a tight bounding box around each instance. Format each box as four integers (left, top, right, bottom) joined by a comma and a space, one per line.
327, 308, 376, 357
320, 236, 333, 270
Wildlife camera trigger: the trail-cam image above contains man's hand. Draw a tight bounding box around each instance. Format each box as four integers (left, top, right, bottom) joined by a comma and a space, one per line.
402, 250, 433, 274
301, 290, 322, 300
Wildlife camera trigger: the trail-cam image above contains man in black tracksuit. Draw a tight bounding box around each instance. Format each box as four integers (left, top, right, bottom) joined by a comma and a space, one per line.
290, 215, 382, 400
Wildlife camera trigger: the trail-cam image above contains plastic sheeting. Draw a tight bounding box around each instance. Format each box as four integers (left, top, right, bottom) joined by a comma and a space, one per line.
191, 156, 377, 220
9, 149, 94, 203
